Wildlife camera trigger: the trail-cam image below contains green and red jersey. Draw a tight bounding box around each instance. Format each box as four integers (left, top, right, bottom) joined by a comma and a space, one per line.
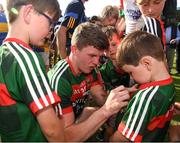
117, 77, 175, 142
0, 38, 61, 142
99, 59, 130, 91
48, 57, 101, 118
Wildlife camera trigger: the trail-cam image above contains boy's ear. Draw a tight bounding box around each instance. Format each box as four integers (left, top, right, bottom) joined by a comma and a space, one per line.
71, 45, 77, 54
140, 56, 152, 71
23, 4, 33, 24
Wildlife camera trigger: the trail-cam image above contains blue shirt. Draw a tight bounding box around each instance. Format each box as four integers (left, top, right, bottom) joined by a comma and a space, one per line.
60, 0, 87, 51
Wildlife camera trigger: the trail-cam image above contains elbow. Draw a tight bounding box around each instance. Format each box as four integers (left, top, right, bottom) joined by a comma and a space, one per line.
43, 127, 65, 141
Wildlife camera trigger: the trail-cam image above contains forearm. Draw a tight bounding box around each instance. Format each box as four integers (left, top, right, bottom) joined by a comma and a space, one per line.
37, 106, 65, 141
57, 26, 67, 59
64, 107, 109, 141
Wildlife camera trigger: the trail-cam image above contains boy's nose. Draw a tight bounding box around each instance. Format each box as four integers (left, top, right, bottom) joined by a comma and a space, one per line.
147, 7, 152, 13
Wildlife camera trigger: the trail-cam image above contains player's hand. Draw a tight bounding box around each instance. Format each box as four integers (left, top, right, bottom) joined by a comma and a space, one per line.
126, 84, 138, 93
101, 85, 130, 118
170, 39, 176, 44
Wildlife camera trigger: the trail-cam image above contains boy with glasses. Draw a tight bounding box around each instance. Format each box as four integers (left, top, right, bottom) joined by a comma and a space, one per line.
0, 0, 65, 141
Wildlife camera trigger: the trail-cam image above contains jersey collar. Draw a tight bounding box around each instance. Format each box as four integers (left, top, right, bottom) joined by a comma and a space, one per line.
4, 38, 32, 50
139, 76, 173, 90
66, 56, 78, 76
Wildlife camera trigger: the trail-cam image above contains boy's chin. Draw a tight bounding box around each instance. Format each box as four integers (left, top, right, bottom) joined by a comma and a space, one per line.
36, 38, 47, 47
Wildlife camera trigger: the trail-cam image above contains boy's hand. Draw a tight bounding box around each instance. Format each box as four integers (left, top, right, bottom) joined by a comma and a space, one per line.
126, 84, 138, 93
101, 85, 130, 118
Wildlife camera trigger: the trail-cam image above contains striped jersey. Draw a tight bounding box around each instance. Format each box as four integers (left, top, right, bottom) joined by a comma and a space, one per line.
141, 16, 166, 49
99, 59, 130, 91
0, 38, 61, 141
48, 57, 101, 118
117, 77, 175, 142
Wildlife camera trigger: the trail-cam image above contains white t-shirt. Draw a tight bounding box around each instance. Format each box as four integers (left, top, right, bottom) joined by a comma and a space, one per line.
123, 0, 144, 34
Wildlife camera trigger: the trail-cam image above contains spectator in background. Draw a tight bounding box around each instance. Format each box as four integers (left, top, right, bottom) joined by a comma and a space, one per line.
162, 0, 177, 28
165, 23, 179, 73
163, 0, 178, 72
175, 24, 180, 74
136, 0, 166, 49
119, 0, 144, 34
100, 5, 119, 27
88, 15, 102, 27
56, 0, 88, 59
0, 4, 8, 45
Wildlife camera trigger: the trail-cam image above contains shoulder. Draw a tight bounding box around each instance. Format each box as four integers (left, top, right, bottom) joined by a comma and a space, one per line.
66, 0, 84, 12
48, 59, 69, 81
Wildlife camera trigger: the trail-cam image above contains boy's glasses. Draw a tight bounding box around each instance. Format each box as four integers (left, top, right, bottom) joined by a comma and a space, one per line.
37, 11, 55, 32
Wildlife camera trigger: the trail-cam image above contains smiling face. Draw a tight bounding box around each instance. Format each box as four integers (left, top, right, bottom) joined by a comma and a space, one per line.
136, 0, 165, 19
75, 45, 104, 74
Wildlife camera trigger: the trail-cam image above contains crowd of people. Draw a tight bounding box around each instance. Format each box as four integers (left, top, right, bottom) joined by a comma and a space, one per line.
0, 0, 179, 142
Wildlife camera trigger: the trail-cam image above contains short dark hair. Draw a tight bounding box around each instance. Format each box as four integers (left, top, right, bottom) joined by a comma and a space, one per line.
71, 22, 109, 51
116, 31, 164, 67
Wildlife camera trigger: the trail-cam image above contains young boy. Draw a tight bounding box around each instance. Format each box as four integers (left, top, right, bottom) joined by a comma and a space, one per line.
110, 31, 175, 142
100, 26, 130, 91
99, 26, 130, 141
136, 0, 166, 48
100, 5, 119, 27
0, 0, 65, 141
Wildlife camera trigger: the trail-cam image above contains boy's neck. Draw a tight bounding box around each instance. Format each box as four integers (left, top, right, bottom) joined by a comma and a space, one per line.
152, 62, 170, 82
6, 23, 29, 45
68, 54, 82, 76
